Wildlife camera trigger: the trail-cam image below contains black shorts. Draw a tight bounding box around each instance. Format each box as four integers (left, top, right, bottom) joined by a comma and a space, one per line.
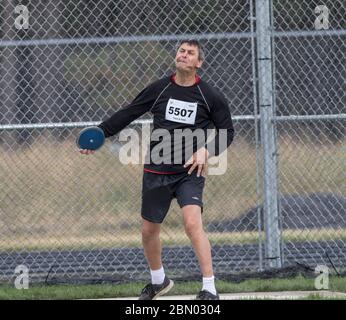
141, 170, 205, 223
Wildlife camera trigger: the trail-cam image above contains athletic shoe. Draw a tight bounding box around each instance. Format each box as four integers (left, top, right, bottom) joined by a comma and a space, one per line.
138, 276, 174, 300
195, 290, 220, 300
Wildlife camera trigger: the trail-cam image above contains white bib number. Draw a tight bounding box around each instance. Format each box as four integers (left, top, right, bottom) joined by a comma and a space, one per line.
165, 98, 197, 125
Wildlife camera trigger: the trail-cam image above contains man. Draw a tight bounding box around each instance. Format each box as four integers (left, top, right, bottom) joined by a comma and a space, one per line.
80, 40, 234, 300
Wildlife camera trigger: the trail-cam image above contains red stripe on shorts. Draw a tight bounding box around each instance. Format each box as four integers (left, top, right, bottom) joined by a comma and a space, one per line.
143, 168, 183, 175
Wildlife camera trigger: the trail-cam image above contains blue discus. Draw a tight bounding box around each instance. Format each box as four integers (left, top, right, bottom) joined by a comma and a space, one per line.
76, 126, 105, 151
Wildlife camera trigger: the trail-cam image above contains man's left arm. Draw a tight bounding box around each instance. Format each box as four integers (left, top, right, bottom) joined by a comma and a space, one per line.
184, 90, 234, 176
205, 92, 235, 157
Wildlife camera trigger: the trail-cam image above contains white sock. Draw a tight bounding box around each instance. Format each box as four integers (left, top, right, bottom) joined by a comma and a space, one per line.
202, 276, 217, 295
150, 266, 165, 285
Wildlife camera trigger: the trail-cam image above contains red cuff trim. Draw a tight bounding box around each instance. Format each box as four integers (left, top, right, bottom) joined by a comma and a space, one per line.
143, 168, 182, 175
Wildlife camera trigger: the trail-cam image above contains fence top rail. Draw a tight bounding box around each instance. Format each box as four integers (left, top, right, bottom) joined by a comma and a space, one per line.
0, 32, 255, 48
0, 29, 345, 48
0, 114, 345, 131
273, 114, 346, 122
272, 29, 346, 38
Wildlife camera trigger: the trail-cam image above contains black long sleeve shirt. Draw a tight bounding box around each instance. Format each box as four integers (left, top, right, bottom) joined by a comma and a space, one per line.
98, 74, 234, 174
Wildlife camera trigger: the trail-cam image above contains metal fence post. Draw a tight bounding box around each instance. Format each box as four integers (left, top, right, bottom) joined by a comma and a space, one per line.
255, 0, 282, 268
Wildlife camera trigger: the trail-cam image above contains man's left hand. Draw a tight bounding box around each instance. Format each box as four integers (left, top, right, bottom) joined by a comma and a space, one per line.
184, 147, 209, 177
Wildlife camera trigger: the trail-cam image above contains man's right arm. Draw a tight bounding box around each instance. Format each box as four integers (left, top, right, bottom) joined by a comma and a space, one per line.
98, 82, 159, 138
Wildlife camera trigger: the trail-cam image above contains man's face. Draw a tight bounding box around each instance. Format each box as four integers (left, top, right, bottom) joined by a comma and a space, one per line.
175, 43, 203, 72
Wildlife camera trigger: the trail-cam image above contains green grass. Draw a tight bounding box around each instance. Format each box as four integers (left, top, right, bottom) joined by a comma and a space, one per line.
0, 275, 345, 300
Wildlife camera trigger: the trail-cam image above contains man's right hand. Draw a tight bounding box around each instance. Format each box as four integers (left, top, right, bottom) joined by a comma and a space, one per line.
79, 149, 95, 155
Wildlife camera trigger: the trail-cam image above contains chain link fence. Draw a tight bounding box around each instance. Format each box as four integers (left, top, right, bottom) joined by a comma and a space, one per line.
272, 0, 346, 274
0, 0, 345, 284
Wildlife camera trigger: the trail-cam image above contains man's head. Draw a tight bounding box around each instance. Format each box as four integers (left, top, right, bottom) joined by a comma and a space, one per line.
175, 40, 204, 73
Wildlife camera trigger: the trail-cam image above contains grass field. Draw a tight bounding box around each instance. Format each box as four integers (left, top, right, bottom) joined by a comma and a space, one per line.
0, 275, 345, 300
0, 133, 344, 251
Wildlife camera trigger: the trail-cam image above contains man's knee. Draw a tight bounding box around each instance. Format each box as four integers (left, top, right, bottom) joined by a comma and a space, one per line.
182, 206, 203, 238
141, 218, 161, 241
184, 220, 201, 238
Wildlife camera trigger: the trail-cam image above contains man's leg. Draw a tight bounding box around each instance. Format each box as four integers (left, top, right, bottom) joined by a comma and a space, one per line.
182, 205, 213, 277
139, 217, 174, 300
139, 171, 176, 299
141, 218, 162, 271
182, 204, 219, 299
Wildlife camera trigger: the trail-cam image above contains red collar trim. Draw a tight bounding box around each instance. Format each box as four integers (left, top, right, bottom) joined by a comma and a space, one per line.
170, 73, 201, 86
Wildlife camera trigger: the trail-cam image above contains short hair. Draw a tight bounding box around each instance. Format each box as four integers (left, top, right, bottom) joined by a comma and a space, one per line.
176, 39, 204, 61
